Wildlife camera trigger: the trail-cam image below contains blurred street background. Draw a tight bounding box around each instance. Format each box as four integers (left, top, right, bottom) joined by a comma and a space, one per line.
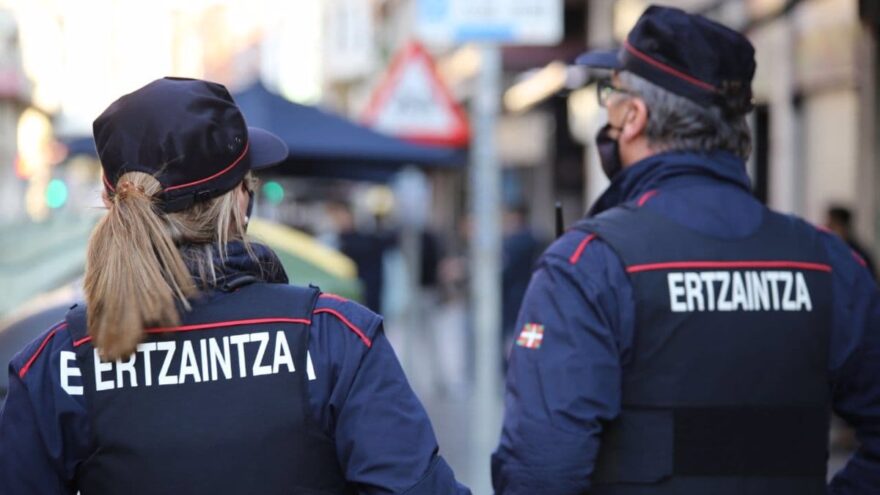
0, 0, 874, 492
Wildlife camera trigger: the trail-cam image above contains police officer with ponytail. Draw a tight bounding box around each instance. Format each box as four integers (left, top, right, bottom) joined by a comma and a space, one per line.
493, 6, 880, 495
0, 77, 469, 495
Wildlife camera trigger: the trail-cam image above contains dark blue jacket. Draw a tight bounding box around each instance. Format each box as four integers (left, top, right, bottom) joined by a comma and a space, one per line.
492, 151, 880, 494
0, 244, 470, 495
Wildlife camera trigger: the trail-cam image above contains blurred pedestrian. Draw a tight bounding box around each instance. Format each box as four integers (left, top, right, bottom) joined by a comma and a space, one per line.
431, 216, 475, 394
326, 200, 396, 312
493, 6, 880, 495
501, 203, 545, 363
0, 77, 469, 495
826, 204, 876, 279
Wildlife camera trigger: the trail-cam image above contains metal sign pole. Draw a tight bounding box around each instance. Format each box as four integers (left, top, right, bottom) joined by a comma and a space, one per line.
469, 43, 502, 494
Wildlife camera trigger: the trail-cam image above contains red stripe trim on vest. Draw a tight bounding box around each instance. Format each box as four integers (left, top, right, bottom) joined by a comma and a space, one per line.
626, 260, 833, 274
319, 293, 348, 302
569, 234, 597, 265
637, 190, 659, 207
624, 41, 717, 92
312, 308, 372, 348
18, 322, 68, 378
852, 250, 868, 268
163, 141, 249, 192
72, 317, 312, 347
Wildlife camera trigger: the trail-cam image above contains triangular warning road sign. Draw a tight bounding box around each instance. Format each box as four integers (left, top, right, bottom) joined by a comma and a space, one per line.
363, 41, 469, 148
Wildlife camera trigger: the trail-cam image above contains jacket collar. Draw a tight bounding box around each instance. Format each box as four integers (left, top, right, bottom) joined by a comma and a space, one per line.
589, 150, 752, 216
182, 240, 288, 290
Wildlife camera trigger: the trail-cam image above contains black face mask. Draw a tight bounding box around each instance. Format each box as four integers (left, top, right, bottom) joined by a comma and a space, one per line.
596, 123, 624, 180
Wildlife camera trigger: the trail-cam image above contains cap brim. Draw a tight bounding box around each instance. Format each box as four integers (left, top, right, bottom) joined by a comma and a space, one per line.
248, 126, 289, 170
575, 49, 622, 69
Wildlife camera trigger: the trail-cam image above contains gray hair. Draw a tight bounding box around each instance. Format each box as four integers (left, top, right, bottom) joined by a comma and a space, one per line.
618, 71, 752, 159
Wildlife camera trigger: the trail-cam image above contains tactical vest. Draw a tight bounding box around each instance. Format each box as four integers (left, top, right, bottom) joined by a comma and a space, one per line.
67, 281, 352, 495
573, 205, 832, 495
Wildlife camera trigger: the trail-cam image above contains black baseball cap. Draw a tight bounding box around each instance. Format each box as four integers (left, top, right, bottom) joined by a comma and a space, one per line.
576, 5, 756, 113
93, 77, 288, 212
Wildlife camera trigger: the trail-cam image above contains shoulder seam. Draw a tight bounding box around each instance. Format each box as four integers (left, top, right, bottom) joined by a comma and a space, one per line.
637, 189, 659, 207
569, 233, 597, 265
312, 308, 373, 348
318, 293, 348, 302
815, 226, 868, 274
851, 250, 868, 268
18, 321, 68, 379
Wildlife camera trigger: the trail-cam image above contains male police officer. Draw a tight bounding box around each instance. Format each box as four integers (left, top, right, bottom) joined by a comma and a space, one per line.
493, 6, 880, 495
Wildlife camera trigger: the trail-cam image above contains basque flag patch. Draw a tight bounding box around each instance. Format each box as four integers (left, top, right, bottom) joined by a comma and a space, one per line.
516, 323, 544, 349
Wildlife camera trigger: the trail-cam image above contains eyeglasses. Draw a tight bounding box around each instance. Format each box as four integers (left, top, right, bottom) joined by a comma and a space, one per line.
597, 79, 637, 108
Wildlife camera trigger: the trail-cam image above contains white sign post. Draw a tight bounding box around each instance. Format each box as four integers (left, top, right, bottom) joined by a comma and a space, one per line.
468, 44, 503, 495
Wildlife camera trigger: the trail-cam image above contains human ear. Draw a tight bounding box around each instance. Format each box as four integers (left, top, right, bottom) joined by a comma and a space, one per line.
620, 98, 649, 142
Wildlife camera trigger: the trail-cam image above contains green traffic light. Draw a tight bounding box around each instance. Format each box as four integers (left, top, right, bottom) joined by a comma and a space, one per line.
46, 179, 68, 209
262, 181, 284, 204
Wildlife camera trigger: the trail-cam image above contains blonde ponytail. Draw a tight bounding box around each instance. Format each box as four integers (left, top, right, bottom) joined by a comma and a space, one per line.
84, 172, 197, 360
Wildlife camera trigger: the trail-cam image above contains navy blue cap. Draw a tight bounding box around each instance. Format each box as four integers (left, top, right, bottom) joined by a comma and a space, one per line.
576, 5, 756, 113
94, 77, 288, 212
